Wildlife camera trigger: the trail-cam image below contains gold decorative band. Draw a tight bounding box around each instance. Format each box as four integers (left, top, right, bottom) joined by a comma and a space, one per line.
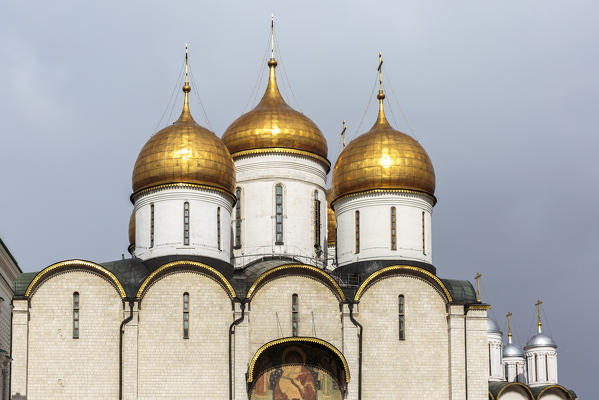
469, 304, 491, 310
231, 147, 331, 171
354, 265, 452, 302
331, 188, 437, 207
25, 260, 126, 298
136, 260, 236, 299
247, 336, 350, 384
245, 263, 345, 301
130, 182, 235, 203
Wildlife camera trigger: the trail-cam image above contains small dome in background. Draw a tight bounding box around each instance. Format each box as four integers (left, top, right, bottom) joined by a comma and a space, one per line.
326, 189, 336, 246
525, 333, 557, 349
487, 318, 502, 334
503, 343, 525, 358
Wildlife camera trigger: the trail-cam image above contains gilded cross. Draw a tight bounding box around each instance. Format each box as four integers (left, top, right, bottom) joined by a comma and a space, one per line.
535, 299, 543, 330
474, 272, 482, 302
341, 120, 347, 147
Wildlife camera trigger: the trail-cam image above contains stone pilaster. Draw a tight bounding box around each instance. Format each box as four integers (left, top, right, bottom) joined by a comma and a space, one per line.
467, 308, 489, 400
10, 300, 28, 399
123, 302, 139, 400
448, 304, 465, 400
342, 303, 359, 400
234, 302, 249, 400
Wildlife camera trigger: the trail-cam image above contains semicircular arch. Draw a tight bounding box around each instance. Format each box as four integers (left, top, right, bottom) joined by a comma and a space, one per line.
246, 264, 345, 302
25, 259, 126, 299
354, 265, 452, 303
536, 385, 574, 400
497, 382, 535, 399
248, 337, 350, 387
136, 260, 236, 300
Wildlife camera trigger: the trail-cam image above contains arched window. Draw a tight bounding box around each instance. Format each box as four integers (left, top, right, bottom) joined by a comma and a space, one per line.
217, 207, 221, 250
534, 354, 538, 382
150, 204, 155, 248
73, 292, 80, 339
183, 292, 190, 339
390, 207, 397, 250
234, 187, 242, 249
355, 211, 360, 254
275, 184, 283, 244
398, 295, 405, 340
183, 202, 190, 245
421, 211, 426, 255
545, 354, 548, 381
314, 191, 321, 250
291, 294, 298, 337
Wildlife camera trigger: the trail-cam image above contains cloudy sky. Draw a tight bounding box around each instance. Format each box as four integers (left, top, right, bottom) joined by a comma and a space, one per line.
1, 0, 597, 396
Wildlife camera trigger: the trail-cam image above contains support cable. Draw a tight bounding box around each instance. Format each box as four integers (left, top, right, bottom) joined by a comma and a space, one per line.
188, 66, 213, 130
274, 34, 302, 112
244, 34, 272, 112
353, 74, 379, 140
154, 61, 185, 132
383, 69, 420, 142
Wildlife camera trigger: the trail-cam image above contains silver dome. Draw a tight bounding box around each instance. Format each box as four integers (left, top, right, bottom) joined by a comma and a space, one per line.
525, 333, 557, 349
503, 343, 525, 358
487, 318, 502, 334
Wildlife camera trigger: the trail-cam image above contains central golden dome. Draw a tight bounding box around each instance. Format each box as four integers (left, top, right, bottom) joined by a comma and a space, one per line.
132, 79, 235, 196
222, 58, 328, 165
331, 91, 435, 203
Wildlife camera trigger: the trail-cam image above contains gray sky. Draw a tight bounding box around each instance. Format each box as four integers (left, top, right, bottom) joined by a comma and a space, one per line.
1, 1, 597, 396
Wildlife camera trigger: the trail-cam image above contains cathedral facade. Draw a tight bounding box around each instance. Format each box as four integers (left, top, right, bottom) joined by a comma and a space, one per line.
10, 39, 577, 400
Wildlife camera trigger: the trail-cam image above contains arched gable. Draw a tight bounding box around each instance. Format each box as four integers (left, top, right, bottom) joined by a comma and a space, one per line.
246, 264, 345, 302
354, 265, 452, 303
136, 260, 236, 301
494, 382, 534, 399
247, 337, 350, 386
536, 385, 574, 400
25, 259, 126, 298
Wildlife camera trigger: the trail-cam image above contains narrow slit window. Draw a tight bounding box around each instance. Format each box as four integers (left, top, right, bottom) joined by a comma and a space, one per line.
545, 355, 548, 381
150, 204, 155, 248
183, 292, 189, 339
422, 211, 426, 255
314, 192, 321, 250
292, 294, 298, 337
183, 202, 190, 245
217, 207, 221, 251
355, 211, 360, 254
235, 187, 242, 249
73, 292, 79, 339
275, 184, 283, 244
534, 354, 538, 381
398, 295, 405, 340
390, 207, 397, 250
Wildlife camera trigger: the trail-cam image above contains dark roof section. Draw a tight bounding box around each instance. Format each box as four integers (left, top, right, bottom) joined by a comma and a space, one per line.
0, 238, 22, 273
488, 381, 532, 399
530, 384, 576, 399
13, 255, 476, 305
13, 255, 234, 298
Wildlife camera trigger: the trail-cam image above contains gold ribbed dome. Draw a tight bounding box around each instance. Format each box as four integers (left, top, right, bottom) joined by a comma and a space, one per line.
331, 91, 435, 203
222, 58, 328, 165
326, 190, 336, 246
132, 74, 235, 196
128, 210, 135, 246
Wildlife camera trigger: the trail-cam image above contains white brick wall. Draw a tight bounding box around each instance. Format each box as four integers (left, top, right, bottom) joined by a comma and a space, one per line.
26, 271, 122, 400
137, 272, 232, 399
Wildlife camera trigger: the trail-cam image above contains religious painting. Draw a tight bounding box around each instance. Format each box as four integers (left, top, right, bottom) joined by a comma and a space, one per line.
249, 346, 343, 400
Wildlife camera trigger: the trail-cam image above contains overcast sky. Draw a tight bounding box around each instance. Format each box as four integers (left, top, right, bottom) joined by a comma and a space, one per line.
1, 1, 597, 396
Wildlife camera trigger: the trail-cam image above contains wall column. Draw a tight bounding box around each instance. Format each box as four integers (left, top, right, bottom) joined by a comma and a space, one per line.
233, 302, 249, 400
342, 303, 359, 400
10, 300, 28, 399
466, 308, 489, 400
123, 302, 139, 400
448, 305, 465, 400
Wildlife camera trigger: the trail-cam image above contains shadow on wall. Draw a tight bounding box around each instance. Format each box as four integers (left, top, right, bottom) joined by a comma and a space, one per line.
12, 395, 26, 400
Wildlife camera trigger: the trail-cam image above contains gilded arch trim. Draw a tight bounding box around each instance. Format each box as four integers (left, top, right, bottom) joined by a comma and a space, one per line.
536, 385, 574, 400
247, 337, 350, 384
496, 382, 534, 399
245, 264, 346, 302
24, 259, 126, 298
136, 260, 236, 299
354, 265, 453, 302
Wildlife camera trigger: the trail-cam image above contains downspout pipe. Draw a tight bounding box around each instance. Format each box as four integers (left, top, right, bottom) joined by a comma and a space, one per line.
464, 305, 470, 400
229, 301, 246, 400
348, 302, 362, 400
119, 300, 134, 400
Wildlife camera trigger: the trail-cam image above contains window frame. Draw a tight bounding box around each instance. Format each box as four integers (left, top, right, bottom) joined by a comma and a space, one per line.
183, 292, 190, 339
422, 211, 426, 255
217, 207, 221, 251
355, 210, 360, 254
275, 184, 284, 245
291, 294, 298, 337
390, 206, 397, 250
314, 191, 321, 250
398, 294, 405, 340
183, 202, 190, 246
234, 187, 242, 249
73, 292, 80, 339
150, 204, 155, 248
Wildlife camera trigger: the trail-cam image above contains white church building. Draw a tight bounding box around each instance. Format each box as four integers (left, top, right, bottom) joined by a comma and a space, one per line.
9, 29, 577, 400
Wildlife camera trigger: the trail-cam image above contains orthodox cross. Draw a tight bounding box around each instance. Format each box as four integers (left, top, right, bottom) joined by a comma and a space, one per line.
341, 120, 347, 147
506, 312, 513, 342
535, 299, 543, 331
474, 272, 482, 302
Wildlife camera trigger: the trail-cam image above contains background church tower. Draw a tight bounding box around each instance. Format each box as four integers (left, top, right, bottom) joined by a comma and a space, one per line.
525, 300, 559, 386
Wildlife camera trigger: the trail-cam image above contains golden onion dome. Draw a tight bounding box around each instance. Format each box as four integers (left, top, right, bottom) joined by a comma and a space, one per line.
132, 72, 235, 197
222, 57, 329, 167
326, 190, 336, 246
128, 210, 135, 246
331, 90, 435, 204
